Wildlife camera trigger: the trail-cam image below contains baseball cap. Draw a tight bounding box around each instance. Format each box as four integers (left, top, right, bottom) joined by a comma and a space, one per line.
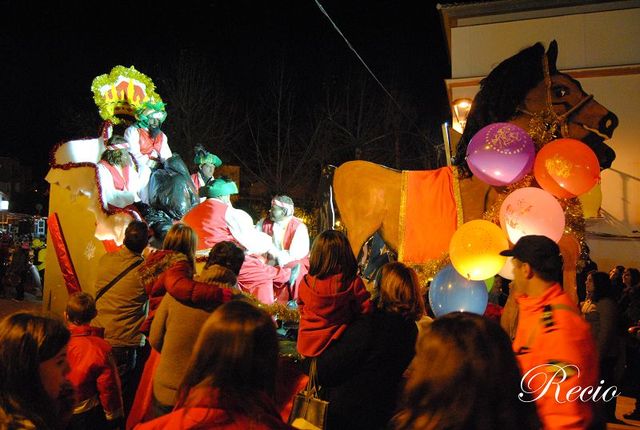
500, 235, 562, 274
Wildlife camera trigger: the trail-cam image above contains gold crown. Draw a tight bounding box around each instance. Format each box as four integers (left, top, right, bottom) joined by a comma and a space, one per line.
92, 66, 163, 124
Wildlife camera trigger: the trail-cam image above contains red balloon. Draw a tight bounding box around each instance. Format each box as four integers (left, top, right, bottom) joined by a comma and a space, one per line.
534, 138, 600, 198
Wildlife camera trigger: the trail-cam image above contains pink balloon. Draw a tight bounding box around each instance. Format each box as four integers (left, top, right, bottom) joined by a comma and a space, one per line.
499, 187, 565, 243
466, 123, 535, 186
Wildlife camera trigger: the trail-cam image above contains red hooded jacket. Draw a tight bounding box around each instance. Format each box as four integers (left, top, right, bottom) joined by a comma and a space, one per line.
297, 273, 372, 357
66, 324, 123, 419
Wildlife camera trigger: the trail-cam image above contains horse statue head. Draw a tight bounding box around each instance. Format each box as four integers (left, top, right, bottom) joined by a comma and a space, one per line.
455, 40, 618, 176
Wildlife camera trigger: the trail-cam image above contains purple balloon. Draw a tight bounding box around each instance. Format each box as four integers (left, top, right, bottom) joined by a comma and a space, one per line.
467, 122, 535, 186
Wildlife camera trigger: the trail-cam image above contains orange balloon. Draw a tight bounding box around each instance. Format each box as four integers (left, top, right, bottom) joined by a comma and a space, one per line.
534, 138, 600, 198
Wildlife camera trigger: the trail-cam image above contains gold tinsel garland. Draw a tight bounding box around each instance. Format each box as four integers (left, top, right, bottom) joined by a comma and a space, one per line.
408, 253, 451, 294
527, 108, 560, 149
210, 289, 301, 323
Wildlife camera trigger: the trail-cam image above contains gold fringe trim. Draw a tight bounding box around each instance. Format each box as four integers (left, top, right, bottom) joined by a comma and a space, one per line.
234, 290, 301, 323
398, 170, 409, 262
451, 166, 464, 229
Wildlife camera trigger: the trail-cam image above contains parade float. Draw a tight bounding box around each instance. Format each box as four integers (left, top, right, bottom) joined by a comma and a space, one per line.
326, 41, 618, 314
43, 66, 163, 313
44, 40, 624, 319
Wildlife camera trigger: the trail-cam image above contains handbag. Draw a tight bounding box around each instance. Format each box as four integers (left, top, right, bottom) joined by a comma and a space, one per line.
288, 358, 329, 430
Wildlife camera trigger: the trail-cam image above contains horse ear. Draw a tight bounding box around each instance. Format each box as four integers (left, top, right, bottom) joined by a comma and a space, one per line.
547, 40, 559, 73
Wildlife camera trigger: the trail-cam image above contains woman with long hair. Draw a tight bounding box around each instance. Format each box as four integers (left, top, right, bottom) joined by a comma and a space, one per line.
135, 301, 293, 429
127, 224, 234, 427
297, 229, 372, 358
146, 241, 244, 417
310, 262, 424, 429
0, 312, 74, 429
137, 223, 233, 334
393, 312, 540, 430
377, 262, 426, 321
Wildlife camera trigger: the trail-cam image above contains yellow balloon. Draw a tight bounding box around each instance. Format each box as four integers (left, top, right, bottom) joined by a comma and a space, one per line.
449, 220, 509, 281
579, 182, 601, 219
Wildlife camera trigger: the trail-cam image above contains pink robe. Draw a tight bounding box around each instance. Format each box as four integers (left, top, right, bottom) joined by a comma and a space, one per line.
261, 217, 309, 300
182, 200, 292, 304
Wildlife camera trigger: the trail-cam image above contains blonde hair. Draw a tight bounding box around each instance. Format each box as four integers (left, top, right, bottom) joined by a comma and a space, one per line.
162, 223, 198, 268
378, 262, 425, 321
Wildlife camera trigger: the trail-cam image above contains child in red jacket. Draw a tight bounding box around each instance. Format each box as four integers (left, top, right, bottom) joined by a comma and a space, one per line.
65, 292, 124, 429
297, 230, 372, 357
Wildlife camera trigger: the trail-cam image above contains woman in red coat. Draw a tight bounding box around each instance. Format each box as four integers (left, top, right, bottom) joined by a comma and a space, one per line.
296, 230, 372, 358
127, 223, 234, 428
137, 223, 233, 334
135, 300, 293, 430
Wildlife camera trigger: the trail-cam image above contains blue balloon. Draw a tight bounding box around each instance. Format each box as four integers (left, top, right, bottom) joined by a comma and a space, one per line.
429, 264, 488, 317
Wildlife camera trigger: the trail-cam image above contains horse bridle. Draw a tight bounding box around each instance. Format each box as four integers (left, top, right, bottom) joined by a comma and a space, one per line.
517, 56, 594, 139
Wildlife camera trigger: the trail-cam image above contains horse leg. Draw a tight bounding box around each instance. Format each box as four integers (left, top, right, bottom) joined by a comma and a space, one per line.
334, 161, 391, 257
338, 203, 382, 258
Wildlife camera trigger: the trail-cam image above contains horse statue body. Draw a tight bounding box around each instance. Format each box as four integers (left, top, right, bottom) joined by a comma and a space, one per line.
330, 41, 618, 296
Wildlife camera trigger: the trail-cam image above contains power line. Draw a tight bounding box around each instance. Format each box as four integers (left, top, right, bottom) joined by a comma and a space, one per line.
313, 0, 404, 113
312, 0, 437, 146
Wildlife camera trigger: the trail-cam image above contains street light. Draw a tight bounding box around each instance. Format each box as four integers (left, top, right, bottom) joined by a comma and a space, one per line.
452, 98, 472, 134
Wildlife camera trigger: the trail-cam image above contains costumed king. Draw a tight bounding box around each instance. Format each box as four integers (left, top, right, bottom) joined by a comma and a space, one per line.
182, 177, 294, 304
96, 136, 148, 213
256, 195, 309, 300
124, 101, 171, 201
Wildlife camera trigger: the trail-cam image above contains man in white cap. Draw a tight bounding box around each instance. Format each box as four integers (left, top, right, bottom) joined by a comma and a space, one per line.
257, 195, 309, 300
96, 136, 149, 211
182, 177, 293, 304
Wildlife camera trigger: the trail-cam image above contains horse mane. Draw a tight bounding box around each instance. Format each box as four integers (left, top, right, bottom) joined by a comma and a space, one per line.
454, 42, 554, 177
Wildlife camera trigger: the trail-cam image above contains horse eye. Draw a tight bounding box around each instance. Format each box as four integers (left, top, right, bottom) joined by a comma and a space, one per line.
553, 86, 568, 97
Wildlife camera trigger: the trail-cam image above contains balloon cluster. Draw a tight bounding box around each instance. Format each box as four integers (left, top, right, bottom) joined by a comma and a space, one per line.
429, 123, 600, 318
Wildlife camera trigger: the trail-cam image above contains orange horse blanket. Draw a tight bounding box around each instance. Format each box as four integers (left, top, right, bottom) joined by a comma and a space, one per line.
398, 167, 461, 264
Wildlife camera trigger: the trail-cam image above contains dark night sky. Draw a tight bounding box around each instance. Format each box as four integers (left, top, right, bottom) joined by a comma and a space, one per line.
0, 0, 454, 179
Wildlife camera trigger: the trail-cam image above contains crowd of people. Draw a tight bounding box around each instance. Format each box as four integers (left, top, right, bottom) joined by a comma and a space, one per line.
578, 266, 640, 423
1, 219, 639, 429
0, 232, 46, 301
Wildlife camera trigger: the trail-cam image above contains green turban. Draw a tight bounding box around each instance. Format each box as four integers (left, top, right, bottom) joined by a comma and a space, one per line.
194, 151, 222, 168
199, 178, 238, 198
135, 100, 167, 128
